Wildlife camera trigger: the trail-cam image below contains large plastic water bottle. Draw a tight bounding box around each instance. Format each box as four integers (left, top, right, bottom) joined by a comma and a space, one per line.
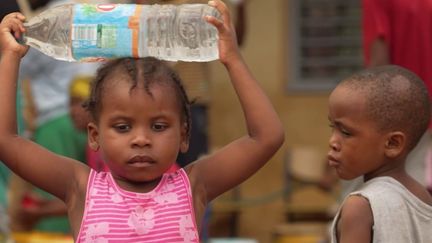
22, 3, 220, 62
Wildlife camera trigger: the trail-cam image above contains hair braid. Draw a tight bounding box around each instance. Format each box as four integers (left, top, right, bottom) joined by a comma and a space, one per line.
170, 70, 192, 140
122, 58, 138, 90
83, 58, 123, 120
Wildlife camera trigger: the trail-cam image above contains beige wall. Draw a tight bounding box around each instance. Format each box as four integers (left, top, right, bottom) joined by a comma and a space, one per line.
208, 0, 332, 242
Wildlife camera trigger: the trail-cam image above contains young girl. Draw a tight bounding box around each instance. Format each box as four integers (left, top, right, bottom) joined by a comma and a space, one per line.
0, 0, 284, 241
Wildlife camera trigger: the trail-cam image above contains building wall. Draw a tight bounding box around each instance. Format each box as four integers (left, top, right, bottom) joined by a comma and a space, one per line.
208, 0, 333, 242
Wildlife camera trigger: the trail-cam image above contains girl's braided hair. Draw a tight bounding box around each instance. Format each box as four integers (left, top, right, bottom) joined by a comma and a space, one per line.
83, 57, 192, 139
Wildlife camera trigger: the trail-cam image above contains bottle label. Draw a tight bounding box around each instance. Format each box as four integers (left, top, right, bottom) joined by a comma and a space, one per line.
72, 4, 136, 61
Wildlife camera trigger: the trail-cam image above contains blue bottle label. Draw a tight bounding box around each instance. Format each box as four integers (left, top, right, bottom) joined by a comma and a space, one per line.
72, 4, 136, 61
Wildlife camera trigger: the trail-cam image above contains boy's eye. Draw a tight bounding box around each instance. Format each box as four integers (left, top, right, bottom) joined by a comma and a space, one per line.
152, 123, 168, 131
339, 126, 351, 137
341, 129, 351, 136
329, 122, 351, 137
114, 124, 131, 132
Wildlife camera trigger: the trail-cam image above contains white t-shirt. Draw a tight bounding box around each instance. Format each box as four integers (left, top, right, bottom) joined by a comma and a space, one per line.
331, 176, 432, 243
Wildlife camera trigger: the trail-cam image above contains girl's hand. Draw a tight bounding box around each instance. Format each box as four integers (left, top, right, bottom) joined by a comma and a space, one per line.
0, 12, 29, 58
206, 0, 241, 65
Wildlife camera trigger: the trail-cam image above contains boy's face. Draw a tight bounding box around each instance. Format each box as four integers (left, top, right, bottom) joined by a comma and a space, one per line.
70, 96, 90, 131
327, 85, 389, 180
87, 78, 188, 186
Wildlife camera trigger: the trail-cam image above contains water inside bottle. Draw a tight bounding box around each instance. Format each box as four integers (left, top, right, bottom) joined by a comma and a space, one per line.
143, 4, 220, 62
174, 4, 220, 61
23, 5, 74, 61
174, 4, 219, 61
145, 5, 176, 61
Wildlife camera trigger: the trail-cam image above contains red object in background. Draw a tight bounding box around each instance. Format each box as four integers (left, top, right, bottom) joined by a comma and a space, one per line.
21, 194, 41, 209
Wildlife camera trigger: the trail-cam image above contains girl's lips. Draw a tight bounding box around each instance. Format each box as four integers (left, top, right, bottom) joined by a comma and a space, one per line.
128, 155, 155, 168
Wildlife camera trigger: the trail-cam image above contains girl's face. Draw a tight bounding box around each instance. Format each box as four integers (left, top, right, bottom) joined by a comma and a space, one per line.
88, 77, 188, 189
327, 85, 389, 180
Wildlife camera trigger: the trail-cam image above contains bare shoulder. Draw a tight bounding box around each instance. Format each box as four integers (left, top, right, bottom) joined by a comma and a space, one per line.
337, 195, 373, 243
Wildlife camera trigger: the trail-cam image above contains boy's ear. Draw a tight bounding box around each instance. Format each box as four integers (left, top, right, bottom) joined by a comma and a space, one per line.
180, 122, 189, 153
87, 122, 100, 151
384, 131, 406, 158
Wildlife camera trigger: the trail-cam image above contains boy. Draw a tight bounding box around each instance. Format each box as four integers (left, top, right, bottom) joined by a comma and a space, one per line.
328, 65, 432, 242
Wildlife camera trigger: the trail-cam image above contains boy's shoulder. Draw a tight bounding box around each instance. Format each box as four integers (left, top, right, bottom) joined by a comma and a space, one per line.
352, 177, 416, 204
343, 176, 432, 241
348, 176, 432, 220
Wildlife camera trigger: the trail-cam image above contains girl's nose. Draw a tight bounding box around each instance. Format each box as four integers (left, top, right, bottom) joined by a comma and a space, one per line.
131, 131, 151, 148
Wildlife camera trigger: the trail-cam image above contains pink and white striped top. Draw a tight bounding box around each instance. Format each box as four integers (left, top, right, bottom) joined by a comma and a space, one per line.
76, 169, 199, 243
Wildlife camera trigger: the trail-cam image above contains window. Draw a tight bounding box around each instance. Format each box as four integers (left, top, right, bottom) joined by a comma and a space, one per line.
288, 0, 362, 91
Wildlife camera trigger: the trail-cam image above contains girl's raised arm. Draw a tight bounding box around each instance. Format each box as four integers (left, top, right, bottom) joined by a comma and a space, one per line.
0, 13, 88, 202
188, 0, 285, 201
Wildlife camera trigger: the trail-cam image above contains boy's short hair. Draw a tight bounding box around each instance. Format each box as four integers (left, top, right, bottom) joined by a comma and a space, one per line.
340, 65, 431, 150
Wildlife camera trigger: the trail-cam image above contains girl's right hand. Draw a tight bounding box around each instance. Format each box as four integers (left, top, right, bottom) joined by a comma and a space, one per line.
0, 12, 29, 57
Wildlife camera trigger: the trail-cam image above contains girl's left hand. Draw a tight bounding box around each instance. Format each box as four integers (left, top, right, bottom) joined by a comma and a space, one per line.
205, 0, 241, 65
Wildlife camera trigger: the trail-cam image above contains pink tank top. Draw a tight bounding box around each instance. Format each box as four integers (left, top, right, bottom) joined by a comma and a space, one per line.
76, 169, 199, 242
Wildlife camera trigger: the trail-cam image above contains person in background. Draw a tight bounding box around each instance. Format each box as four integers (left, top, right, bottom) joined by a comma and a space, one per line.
328, 65, 432, 242
0, 0, 284, 241
363, 0, 432, 193
69, 75, 110, 173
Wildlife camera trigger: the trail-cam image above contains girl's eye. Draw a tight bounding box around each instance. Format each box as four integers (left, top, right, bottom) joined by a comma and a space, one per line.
152, 123, 168, 132
114, 124, 131, 133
